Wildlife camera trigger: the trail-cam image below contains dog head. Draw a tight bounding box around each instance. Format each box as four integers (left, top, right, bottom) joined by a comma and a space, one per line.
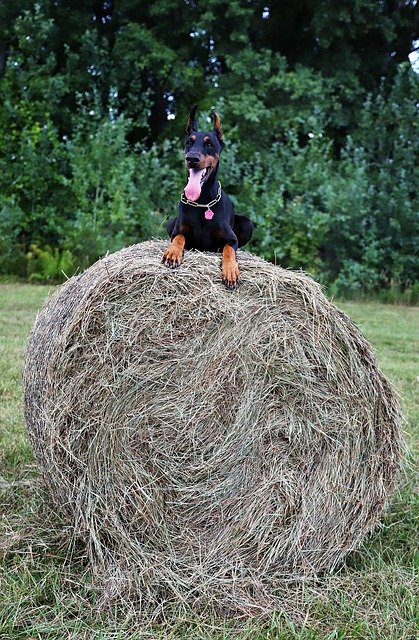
183, 105, 225, 201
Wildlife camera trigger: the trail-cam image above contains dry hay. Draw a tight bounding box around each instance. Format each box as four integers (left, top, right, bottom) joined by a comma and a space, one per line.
23, 239, 403, 618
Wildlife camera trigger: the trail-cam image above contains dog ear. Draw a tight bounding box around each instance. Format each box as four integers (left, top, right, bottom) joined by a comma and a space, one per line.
186, 105, 198, 135
212, 111, 225, 149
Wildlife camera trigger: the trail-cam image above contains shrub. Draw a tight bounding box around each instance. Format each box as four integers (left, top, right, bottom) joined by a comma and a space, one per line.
0, 197, 27, 277
26, 244, 75, 282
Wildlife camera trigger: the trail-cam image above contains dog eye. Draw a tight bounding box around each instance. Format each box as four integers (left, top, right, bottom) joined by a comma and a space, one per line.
205, 140, 213, 148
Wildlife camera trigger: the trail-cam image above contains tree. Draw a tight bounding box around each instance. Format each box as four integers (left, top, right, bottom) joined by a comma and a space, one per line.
0, 0, 417, 293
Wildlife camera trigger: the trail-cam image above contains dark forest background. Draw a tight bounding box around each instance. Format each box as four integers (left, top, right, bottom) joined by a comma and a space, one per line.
0, 0, 418, 299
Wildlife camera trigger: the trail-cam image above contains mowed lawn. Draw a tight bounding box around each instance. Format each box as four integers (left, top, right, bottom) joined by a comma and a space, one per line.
0, 283, 418, 639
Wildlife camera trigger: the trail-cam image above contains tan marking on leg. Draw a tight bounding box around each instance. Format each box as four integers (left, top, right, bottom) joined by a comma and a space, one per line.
221, 245, 240, 289
163, 234, 185, 269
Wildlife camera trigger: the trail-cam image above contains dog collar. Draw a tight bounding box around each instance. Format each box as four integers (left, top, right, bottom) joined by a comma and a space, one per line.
181, 181, 222, 220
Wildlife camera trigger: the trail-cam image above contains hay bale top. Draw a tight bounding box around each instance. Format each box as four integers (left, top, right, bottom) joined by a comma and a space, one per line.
23, 240, 403, 617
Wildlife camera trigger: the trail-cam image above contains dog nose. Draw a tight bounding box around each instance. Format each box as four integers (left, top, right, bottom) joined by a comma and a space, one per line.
186, 154, 200, 166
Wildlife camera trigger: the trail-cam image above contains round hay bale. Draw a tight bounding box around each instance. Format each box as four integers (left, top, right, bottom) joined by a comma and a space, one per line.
23, 239, 403, 617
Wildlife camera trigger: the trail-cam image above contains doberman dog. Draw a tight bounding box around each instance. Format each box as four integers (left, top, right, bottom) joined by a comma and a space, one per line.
162, 105, 253, 289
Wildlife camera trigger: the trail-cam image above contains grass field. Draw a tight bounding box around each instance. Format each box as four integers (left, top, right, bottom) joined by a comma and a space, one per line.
0, 284, 418, 639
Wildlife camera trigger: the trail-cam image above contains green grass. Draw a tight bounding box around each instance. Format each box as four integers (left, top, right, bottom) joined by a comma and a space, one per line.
0, 285, 418, 639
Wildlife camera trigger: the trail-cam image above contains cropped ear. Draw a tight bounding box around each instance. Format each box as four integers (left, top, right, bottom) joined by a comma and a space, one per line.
186, 105, 198, 135
212, 111, 225, 149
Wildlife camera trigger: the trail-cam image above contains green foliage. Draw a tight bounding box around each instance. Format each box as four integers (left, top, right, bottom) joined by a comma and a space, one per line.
26, 244, 74, 282
0, 1, 417, 298
219, 49, 338, 151
325, 64, 419, 295
0, 196, 26, 276
0, 2, 71, 248
222, 132, 333, 276
65, 115, 139, 266
64, 116, 181, 268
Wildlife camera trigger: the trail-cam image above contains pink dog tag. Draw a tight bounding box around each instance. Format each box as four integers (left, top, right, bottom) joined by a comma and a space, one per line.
204, 208, 214, 220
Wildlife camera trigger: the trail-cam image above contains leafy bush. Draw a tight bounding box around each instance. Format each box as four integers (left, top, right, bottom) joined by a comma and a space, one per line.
64, 116, 182, 269
26, 244, 75, 282
0, 3, 416, 300
325, 65, 419, 296
0, 197, 27, 277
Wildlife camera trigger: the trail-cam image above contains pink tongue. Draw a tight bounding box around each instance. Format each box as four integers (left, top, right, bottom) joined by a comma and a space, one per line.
185, 168, 205, 201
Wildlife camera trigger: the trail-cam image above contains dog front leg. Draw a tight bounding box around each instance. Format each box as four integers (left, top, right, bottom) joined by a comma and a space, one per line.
163, 234, 185, 269
221, 244, 240, 289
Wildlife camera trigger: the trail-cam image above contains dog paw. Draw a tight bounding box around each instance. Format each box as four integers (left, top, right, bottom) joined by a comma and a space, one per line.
221, 261, 240, 290
162, 248, 184, 269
